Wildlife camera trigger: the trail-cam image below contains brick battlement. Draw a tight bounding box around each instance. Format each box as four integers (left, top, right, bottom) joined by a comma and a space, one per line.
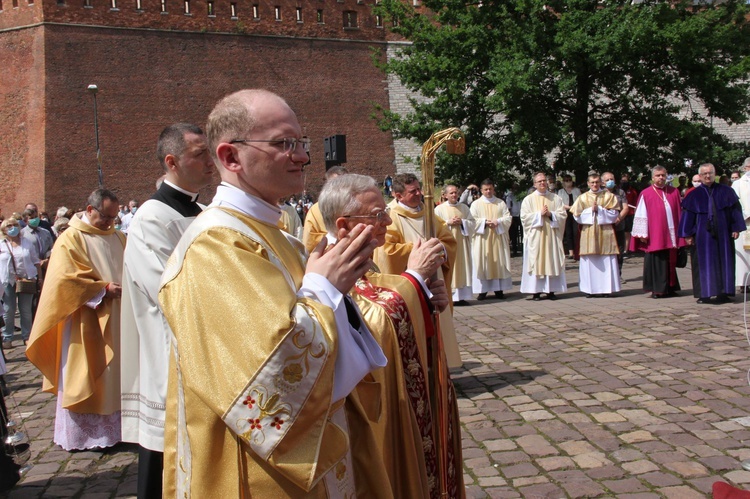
0, 0, 398, 42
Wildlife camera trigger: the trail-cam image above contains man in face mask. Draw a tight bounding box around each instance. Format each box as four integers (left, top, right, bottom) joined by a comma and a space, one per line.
119, 199, 139, 234
602, 172, 629, 277
21, 205, 55, 317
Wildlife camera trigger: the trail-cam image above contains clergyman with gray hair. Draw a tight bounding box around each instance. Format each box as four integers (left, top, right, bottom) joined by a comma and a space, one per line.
318, 173, 464, 498
678, 163, 745, 303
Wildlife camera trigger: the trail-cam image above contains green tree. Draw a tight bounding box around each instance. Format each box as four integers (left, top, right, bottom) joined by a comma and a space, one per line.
373, 0, 750, 184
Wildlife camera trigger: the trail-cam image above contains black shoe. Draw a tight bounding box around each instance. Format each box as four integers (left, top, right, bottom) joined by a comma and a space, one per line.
477, 293, 487, 301
697, 298, 710, 304
651, 293, 662, 299
494, 291, 506, 300
531, 293, 541, 301
547, 293, 557, 300
716, 294, 731, 304
454, 300, 470, 307
586, 294, 593, 298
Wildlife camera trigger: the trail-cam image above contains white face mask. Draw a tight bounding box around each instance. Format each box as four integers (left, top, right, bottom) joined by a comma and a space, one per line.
692, 181, 701, 188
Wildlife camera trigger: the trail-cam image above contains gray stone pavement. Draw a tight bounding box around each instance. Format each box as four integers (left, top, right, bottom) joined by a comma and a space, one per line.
2, 254, 750, 497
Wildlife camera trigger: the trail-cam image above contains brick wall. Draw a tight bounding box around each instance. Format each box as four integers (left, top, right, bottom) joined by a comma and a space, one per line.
0, 22, 396, 214
0, 27, 47, 215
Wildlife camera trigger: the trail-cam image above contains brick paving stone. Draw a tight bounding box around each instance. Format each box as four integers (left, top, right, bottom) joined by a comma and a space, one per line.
500, 463, 540, 479
723, 470, 750, 484
640, 472, 683, 487
601, 477, 648, 494
515, 435, 557, 457
662, 460, 710, 478
516, 482, 564, 498
699, 455, 743, 471
619, 430, 656, 444
484, 439, 517, 452
536, 456, 576, 471
622, 459, 659, 475
585, 465, 627, 480
657, 485, 705, 498
489, 451, 532, 465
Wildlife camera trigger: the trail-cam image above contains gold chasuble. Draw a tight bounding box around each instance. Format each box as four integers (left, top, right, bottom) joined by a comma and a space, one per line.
27, 215, 126, 414
373, 200, 462, 368
570, 190, 620, 256
302, 202, 326, 254
434, 202, 474, 294
351, 271, 465, 499
159, 207, 379, 498
520, 192, 567, 277
469, 197, 513, 281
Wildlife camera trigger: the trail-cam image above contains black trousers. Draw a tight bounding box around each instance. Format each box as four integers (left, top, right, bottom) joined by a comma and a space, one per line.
644, 250, 680, 295
138, 446, 164, 499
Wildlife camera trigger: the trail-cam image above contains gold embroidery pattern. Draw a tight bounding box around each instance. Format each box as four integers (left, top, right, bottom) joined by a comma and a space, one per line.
354, 277, 439, 499
225, 303, 330, 460
237, 386, 293, 445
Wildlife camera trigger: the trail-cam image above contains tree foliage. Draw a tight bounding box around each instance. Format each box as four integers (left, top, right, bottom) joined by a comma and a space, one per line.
373, 0, 750, 184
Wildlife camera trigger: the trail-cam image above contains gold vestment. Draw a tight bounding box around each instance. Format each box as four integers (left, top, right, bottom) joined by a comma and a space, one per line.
469, 198, 513, 280
302, 202, 326, 254
159, 208, 381, 498
520, 192, 567, 277
373, 201, 462, 368
352, 271, 465, 499
26, 215, 125, 414
570, 190, 620, 256
434, 202, 474, 292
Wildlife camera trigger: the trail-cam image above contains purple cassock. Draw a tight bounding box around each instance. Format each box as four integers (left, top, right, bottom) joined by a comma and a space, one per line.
678, 183, 745, 298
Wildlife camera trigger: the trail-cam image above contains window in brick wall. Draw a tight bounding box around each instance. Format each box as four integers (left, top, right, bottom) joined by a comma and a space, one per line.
207, 0, 214, 15
110, 0, 117, 9
343, 10, 357, 28
376, 14, 382, 27
184, 0, 189, 14
57, 0, 65, 5
83, 0, 91, 8
274, 5, 280, 20
316, 9, 323, 23
252, 3, 258, 18
135, 0, 142, 9
161, 0, 167, 12
296, 6, 302, 22
230, 1, 236, 17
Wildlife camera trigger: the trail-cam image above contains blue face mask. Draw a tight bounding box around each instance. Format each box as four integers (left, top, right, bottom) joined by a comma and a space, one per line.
130, 207, 138, 215
28, 217, 40, 228
605, 180, 615, 189
114, 224, 121, 231
6, 226, 20, 237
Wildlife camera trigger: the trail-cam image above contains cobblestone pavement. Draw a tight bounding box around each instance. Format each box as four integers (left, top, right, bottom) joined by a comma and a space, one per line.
2, 255, 750, 497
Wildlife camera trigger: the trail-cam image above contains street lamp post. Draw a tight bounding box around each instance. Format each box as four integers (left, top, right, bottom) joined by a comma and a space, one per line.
87, 84, 104, 188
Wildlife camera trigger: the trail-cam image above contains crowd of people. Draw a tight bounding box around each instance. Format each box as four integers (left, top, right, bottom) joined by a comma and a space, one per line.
407, 161, 750, 304
0, 87, 748, 497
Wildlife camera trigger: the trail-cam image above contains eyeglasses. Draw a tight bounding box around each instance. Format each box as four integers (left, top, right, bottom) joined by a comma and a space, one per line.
229, 137, 311, 155
342, 209, 391, 224
92, 206, 117, 222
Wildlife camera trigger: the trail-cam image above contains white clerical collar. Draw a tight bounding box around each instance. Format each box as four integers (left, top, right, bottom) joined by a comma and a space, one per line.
164, 179, 199, 202
397, 201, 423, 213
209, 181, 282, 226
744, 171, 750, 179
479, 196, 497, 203
81, 213, 93, 226
533, 190, 548, 196
446, 201, 459, 207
